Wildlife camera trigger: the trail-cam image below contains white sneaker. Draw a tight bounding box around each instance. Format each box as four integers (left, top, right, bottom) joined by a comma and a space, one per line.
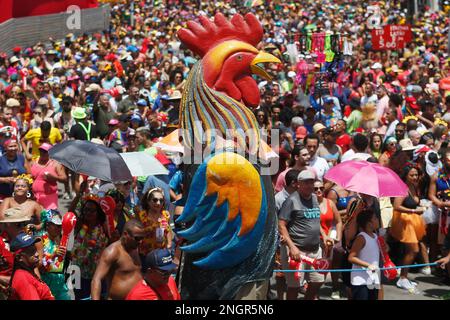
420, 267, 431, 275
396, 278, 414, 290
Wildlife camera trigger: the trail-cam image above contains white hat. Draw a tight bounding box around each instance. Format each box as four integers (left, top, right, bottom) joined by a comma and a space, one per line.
6, 98, 20, 107
297, 169, 316, 181
287, 71, 296, 78
10, 56, 20, 64
38, 97, 49, 106
371, 62, 382, 69
399, 139, 417, 151
85, 83, 101, 92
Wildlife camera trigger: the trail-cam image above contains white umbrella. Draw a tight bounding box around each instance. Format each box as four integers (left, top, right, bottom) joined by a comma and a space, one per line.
119, 152, 169, 176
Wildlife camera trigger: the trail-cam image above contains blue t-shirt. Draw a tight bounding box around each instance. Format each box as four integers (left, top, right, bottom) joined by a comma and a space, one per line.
0, 154, 26, 196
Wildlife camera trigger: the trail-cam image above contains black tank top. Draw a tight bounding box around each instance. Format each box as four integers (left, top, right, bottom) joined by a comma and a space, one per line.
402, 193, 419, 209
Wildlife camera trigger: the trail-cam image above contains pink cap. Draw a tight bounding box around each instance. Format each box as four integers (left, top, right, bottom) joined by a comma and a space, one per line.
39, 143, 53, 152
108, 119, 119, 126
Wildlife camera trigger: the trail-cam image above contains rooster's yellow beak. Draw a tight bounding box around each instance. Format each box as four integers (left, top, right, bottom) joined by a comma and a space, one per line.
250, 51, 281, 81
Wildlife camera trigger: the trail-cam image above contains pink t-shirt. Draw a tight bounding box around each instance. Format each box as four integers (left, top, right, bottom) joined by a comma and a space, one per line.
274, 166, 317, 193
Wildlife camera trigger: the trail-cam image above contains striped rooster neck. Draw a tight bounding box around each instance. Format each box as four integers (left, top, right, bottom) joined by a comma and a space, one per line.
180, 62, 260, 155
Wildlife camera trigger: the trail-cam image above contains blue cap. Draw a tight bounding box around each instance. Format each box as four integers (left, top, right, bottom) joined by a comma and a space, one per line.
143, 249, 177, 271
130, 114, 142, 122
137, 99, 147, 106
10, 232, 40, 252
323, 96, 334, 104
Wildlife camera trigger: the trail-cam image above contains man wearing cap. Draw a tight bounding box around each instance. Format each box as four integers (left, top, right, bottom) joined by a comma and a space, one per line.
36, 210, 70, 300
21, 121, 62, 161
7, 232, 54, 300
279, 169, 324, 300
369, 63, 385, 83
136, 99, 150, 124
93, 94, 116, 139
0, 208, 33, 297
109, 114, 135, 152
126, 248, 180, 300
69, 107, 98, 141
160, 90, 182, 125
91, 219, 146, 300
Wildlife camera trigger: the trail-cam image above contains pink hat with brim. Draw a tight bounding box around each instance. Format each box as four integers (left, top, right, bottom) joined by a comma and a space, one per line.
108, 119, 119, 125
39, 143, 53, 152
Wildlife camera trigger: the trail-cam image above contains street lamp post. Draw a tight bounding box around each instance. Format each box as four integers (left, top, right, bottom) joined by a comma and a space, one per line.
130, 0, 135, 27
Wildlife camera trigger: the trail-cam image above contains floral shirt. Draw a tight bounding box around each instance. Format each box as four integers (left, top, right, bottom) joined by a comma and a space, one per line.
137, 210, 171, 256
41, 233, 64, 273
71, 225, 108, 279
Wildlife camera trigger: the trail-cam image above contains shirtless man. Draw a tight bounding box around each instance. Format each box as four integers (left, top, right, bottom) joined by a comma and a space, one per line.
91, 219, 145, 300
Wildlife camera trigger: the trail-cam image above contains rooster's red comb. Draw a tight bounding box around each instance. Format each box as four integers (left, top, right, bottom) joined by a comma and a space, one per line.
177, 13, 263, 58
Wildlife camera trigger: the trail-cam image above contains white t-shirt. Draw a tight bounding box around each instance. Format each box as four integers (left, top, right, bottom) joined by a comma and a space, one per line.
310, 156, 329, 181
341, 149, 372, 162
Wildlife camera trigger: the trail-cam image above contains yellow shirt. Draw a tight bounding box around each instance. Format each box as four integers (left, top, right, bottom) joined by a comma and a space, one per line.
24, 128, 62, 159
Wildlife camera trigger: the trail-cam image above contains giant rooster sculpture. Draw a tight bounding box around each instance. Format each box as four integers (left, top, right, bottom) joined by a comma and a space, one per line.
175, 12, 281, 299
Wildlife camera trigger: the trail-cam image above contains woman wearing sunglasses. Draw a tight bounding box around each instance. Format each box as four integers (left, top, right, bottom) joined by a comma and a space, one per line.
137, 188, 172, 258
378, 136, 398, 167
314, 180, 343, 300
138, 188, 172, 255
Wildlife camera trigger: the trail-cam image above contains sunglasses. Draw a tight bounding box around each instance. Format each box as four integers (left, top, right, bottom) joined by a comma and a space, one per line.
151, 198, 164, 204
314, 187, 324, 191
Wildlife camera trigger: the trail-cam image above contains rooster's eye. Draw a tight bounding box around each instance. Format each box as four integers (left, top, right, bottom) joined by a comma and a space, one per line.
236, 55, 242, 61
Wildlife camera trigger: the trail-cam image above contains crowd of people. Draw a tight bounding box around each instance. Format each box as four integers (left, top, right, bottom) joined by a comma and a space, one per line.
1, 0, 450, 300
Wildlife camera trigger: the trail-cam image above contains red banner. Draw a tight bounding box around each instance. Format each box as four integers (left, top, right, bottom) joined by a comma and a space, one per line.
371, 25, 412, 51
0, 0, 98, 23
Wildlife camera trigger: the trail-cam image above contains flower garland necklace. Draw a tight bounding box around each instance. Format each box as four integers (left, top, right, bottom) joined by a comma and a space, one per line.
77, 224, 104, 248
41, 234, 63, 272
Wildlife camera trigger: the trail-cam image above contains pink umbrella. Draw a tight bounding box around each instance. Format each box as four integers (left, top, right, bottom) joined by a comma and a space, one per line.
324, 161, 408, 198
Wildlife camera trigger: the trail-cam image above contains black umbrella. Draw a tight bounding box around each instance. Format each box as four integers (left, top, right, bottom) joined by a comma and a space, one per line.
49, 140, 132, 182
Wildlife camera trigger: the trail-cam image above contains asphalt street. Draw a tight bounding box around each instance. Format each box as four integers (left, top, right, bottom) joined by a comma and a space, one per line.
56, 184, 450, 300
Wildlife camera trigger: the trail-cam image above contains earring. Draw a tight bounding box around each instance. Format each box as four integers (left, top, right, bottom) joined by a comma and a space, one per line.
12, 192, 15, 197
27, 192, 31, 198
